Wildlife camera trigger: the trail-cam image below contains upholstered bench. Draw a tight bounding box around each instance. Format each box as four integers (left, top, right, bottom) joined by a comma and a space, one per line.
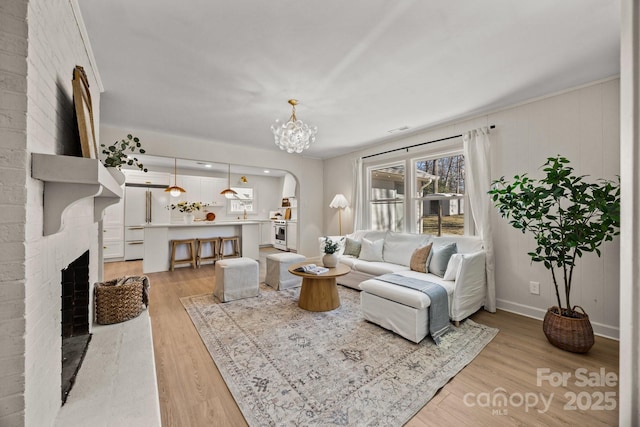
360, 273, 456, 343
265, 252, 306, 290
214, 257, 259, 302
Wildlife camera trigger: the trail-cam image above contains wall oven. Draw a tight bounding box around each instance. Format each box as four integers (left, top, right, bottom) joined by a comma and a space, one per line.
273, 220, 287, 251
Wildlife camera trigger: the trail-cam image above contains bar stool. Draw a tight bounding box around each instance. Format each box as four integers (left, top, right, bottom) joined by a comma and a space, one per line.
196, 237, 219, 267
170, 239, 197, 271
219, 236, 241, 259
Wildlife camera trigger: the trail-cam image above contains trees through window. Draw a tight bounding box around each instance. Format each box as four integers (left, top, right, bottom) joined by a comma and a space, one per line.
365, 152, 467, 236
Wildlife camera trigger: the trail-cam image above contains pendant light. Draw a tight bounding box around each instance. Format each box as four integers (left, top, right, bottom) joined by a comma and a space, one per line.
165, 158, 186, 197
220, 164, 238, 199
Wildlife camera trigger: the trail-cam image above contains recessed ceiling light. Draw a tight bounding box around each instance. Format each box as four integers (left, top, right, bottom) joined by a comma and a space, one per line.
264, 170, 270, 174
196, 161, 213, 168
204, 164, 212, 168
387, 126, 410, 134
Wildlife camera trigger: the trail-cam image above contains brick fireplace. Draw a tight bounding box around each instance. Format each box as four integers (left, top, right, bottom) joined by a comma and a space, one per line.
61, 250, 92, 404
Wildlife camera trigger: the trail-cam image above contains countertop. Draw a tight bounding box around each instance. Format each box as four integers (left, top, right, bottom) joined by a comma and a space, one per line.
144, 221, 261, 228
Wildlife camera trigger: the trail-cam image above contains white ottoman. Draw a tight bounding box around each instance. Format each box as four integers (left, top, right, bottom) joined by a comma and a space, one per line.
265, 252, 306, 290
214, 257, 259, 302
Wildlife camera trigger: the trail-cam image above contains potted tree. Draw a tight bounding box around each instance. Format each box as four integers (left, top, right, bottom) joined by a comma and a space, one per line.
488, 156, 620, 353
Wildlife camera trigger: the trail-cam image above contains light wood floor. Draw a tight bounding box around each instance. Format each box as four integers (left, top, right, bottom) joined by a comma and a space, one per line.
105, 257, 619, 427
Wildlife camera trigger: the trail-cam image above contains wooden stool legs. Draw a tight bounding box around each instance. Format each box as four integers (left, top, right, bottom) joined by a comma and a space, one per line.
196, 238, 219, 268
219, 236, 241, 259
170, 239, 197, 271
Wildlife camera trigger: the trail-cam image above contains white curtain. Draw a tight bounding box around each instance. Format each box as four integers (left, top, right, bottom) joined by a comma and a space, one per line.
463, 127, 496, 312
352, 157, 364, 231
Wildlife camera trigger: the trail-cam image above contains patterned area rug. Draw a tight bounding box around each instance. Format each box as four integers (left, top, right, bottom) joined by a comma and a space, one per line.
182, 285, 498, 426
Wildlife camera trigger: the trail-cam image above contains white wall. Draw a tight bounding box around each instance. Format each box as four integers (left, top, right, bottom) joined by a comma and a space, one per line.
323, 78, 621, 338
101, 125, 324, 256
0, 0, 103, 425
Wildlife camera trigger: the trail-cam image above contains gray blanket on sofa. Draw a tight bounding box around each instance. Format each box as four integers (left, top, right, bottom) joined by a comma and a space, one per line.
375, 274, 451, 344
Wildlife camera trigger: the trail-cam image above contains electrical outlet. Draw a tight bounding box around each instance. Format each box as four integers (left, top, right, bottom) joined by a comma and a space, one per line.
529, 281, 540, 295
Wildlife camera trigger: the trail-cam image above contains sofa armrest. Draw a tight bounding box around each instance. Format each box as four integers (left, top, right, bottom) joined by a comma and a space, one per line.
451, 250, 487, 321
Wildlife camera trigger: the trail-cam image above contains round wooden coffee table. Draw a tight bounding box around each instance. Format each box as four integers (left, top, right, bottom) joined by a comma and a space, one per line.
288, 262, 351, 312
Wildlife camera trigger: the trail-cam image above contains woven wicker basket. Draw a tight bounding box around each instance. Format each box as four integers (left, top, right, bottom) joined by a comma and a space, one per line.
95, 276, 146, 325
542, 306, 594, 353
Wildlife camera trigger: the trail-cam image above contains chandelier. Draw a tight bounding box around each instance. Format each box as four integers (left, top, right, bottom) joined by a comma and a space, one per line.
271, 99, 317, 154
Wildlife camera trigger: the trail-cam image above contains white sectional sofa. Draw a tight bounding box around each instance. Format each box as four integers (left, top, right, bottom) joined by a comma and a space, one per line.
320, 231, 487, 343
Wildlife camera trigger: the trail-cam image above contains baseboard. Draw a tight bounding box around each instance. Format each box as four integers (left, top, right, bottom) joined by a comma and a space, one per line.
496, 299, 620, 341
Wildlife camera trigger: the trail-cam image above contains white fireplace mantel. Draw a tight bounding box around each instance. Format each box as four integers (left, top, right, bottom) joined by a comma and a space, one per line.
31, 153, 124, 236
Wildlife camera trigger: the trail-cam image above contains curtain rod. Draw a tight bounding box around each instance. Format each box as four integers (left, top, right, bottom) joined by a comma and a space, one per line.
362, 125, 495, 160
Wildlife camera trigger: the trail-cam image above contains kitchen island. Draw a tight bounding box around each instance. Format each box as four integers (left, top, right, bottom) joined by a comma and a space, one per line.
143, 221, 260, 273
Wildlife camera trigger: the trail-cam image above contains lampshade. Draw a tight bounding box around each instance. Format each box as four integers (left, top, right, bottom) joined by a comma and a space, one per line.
329, 194, 349, 209
271, 99, 317, 154
165, 158, 186, 197
220, 164, 238, 199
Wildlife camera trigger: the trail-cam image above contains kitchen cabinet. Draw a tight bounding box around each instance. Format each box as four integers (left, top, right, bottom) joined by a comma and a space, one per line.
124, 186, 171, 260
102, 197, 124, 260
122, 169, 170, 186
259, 221, 272, 246
201, 177, 227, 206
287, 222, 297, 251
173, 175, 226, 206
125, 186, 171, 225
176, 175, 201, 203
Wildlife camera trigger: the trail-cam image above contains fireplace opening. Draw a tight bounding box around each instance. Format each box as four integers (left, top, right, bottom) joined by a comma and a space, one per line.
61, 250, 92, 404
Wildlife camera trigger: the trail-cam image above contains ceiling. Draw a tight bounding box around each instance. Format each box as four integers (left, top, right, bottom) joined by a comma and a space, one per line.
133, 154, 288, 176
78, 1, 620, 159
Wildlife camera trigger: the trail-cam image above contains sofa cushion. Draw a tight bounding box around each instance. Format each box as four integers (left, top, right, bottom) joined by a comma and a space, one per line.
343, 237, 362, 257
432, 235, 483, 253
362, 230, 388, 242
359, 238, 384, 261
353, 261, 410, 276
409, 243, 433, 273
360, 271, 454, 310
383, 232, 431, 266
346, 230, 369, 241
428, 243, 457, 277
443, 253, 464, 281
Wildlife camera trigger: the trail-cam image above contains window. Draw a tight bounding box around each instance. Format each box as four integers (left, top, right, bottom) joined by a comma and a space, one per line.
414, 154, 465, 236
368, 163, 405, 231
363, 148, 469, 235
227, 187, 255, 213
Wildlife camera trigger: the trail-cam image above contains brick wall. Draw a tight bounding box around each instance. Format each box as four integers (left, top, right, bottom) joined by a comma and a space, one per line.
0, 0, 28, 425
0, 0, 102, 426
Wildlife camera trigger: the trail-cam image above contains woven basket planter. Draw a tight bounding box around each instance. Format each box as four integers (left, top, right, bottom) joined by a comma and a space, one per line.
95, 276, 147, 325
542, 306, 594, 353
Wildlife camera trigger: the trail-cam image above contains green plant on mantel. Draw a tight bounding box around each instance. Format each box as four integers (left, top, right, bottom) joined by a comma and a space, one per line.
488, 156, 620, 318
100, 134, 147, 171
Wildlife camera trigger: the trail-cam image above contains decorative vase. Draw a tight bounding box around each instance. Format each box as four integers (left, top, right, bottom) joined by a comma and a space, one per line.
542, 306, 594, 353
184, 213, 195, 224
322, 253, 338, 268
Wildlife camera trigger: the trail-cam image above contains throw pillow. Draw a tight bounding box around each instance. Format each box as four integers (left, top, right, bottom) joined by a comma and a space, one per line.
443, 253, 464, 281
359, 238, 384, 262
409, 243, 433, 273
428, 243, 458, 277
343, 237, 362, 257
